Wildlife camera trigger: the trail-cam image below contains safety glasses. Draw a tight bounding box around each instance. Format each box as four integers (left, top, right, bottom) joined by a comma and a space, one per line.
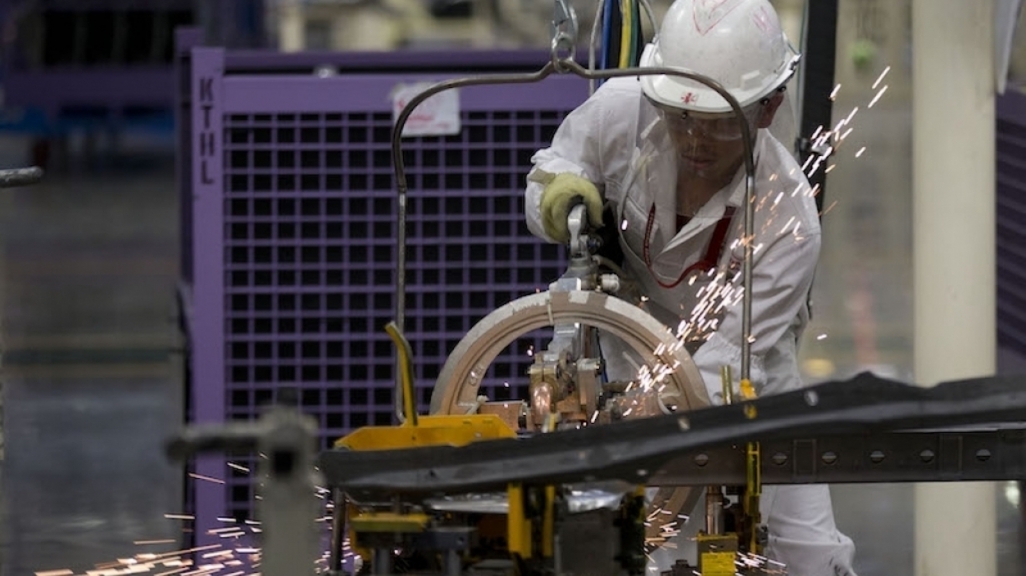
647, 97, 765, 142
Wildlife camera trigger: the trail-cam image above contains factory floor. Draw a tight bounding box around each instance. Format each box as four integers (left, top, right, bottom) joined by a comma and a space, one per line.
0, 135, 185, 575
0, 91, 1023, 576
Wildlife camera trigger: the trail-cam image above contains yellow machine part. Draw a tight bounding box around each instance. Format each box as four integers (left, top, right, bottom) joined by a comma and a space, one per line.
700, 551, 738, 576
697, 533, 739, 576
351, 511, 430, 533
507, 483, 533, 559
334, 413, 516, 451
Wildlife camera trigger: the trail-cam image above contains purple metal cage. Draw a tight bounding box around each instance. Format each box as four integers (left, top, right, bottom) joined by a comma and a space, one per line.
182, 45, 590, 543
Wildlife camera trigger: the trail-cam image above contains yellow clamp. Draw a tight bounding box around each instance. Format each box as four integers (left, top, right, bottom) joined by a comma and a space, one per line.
385, 321, 419, 427
739, 378, 757, 419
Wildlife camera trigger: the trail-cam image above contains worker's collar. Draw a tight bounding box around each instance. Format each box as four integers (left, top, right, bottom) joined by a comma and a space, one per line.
658, 131, 766, 252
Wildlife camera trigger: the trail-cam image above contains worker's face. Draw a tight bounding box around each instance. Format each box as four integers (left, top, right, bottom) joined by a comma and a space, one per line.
653, 93, 785, 182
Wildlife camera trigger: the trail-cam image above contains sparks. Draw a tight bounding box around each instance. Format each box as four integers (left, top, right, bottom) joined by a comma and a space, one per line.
872, 65, 891, 89
188, 473, 225, 485
780, 216, 796, 234
845, 106, 860, 125
868, 84, 888, 108
829, 83, 841, 100
800, 154, 815, 172
856, 147, 867, 158
832, 116, 848, 135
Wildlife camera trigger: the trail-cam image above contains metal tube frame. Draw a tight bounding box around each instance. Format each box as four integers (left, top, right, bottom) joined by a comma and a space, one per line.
390, 24, 759, 421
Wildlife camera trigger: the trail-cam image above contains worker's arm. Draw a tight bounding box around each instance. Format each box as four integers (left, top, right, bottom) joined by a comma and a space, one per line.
525, 80, 637, 243
691, 223, 822, 404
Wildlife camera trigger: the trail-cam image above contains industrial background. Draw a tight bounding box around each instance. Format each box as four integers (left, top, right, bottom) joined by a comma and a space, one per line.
0, 0, 1024, 575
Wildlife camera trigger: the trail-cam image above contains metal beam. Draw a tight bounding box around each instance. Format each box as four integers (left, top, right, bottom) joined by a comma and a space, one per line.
318, 372, 1026, 495
651, 428, 1026, 486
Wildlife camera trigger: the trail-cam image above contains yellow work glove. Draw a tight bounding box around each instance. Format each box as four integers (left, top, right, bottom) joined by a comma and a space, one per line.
538, 173, 604, 244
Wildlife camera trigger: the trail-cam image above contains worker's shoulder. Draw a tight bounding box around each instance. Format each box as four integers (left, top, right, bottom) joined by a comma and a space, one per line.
587, 77, 644, 106
567, 77, 642, 132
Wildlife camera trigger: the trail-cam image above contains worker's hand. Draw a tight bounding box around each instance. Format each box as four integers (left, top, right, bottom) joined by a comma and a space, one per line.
539, 173, 604, 243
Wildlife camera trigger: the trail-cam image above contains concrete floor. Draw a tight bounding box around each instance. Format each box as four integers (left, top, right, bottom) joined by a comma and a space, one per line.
0, 82, 1022, 576
0, 137, 186, 575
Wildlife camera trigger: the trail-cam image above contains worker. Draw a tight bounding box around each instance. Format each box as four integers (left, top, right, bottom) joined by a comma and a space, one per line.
523, 0, 857, 574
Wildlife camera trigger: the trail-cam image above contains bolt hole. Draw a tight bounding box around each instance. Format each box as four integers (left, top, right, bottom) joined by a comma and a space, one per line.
771, 452, 788, 466
976, 448, 992, 462
821, 451, 838, 465
694, 454, 709, 467
804, 390, 819, 406
870, 450, 885, 464
920, 449, 935, 463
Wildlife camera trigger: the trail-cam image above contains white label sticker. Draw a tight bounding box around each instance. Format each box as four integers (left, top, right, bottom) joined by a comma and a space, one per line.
392, 82, 461, 137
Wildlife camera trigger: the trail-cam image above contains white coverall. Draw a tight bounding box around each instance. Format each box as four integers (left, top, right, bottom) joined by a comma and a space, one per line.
524, 77, 857, 576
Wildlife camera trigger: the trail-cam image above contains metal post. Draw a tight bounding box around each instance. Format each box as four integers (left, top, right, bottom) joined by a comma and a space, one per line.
912, 1, 996, 575
329, 488, 348, 575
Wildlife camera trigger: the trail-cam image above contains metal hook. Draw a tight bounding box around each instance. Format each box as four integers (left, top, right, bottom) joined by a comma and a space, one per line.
550, 0, 578, 70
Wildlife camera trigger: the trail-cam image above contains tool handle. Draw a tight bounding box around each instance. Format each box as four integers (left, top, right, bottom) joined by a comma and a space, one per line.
0, 167, 44, 188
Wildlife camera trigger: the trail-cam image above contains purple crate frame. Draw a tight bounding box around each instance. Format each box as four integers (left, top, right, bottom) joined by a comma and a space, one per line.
186, 45, 589, 545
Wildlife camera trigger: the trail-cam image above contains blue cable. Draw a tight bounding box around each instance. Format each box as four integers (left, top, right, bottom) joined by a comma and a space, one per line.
599, 0, 614, 86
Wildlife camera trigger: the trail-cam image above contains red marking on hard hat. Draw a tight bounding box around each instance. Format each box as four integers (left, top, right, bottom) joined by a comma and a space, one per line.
751, 5, 772, 33
693, 0, 746, 35
682, 93, 699, 104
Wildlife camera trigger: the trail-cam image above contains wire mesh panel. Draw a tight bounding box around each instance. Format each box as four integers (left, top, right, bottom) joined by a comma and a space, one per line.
188, 47, 590, 538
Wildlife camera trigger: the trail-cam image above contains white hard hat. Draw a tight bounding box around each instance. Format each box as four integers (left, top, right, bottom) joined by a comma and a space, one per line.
639, 0, 801, 114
